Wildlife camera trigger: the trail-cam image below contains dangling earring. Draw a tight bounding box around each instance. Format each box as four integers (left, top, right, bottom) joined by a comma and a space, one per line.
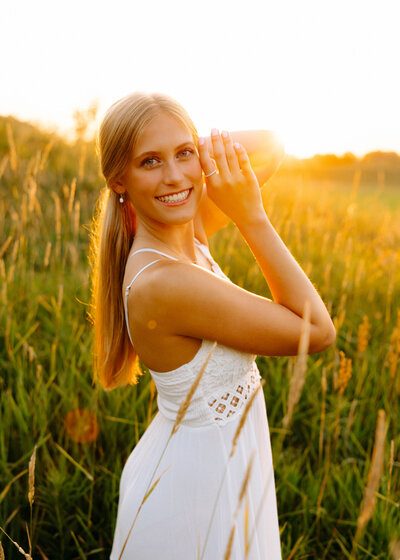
119, 193, 124, 204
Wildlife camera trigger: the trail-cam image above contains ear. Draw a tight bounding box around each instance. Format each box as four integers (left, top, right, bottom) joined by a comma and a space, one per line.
109, 179, 126, 195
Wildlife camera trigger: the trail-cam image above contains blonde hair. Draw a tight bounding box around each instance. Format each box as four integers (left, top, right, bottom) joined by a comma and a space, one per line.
89, 92, 198, 390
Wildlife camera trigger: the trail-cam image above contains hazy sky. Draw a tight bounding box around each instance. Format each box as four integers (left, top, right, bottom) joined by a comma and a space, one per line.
1, 0, 399, 157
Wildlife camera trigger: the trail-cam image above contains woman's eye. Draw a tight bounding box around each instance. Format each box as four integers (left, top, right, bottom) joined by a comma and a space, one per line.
178, 149, 193, 158
141, 157, 158, 167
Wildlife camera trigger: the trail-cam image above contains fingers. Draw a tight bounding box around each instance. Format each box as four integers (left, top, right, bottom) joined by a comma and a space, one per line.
233, 142, 254, 178
198, 129, 254, 181
221, 130, 241, 175
197, 137, 217, 177
210, 128, 229, 176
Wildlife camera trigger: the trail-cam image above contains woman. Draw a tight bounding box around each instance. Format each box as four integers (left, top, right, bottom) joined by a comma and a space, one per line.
91, 92, 336, 559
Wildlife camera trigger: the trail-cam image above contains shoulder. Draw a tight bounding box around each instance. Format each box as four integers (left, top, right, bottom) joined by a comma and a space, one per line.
126, 258, 230, 319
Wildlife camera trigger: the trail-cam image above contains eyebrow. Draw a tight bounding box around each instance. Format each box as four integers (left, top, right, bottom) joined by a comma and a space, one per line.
134, 141, 196, 161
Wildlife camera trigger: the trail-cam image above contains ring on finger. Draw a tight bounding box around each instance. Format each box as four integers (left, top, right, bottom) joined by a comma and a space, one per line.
205, 169, 217, 178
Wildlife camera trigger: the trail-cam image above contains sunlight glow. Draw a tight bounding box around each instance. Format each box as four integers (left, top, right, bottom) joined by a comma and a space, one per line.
1, 0, 399, 157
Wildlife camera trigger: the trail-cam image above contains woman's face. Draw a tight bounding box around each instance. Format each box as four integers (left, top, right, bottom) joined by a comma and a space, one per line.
118, 111, 203, 228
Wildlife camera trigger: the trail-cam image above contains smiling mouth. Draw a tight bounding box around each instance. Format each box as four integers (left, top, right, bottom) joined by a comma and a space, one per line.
155, 188, 192, 204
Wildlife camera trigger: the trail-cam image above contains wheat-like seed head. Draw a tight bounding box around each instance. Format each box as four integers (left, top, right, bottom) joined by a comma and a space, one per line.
6, 122, 17, 171
244, 495, 250, 558
0, 236, 13, 260
230, 380, 264, 459
337, 350, 352, 396
238, 451, 256, 507
171, 342, 216, 435
357, 315, 371, 354
353, 409, 387, 547
28, 445, 37, 507
282, 300, 311, 430
223, 522, 236, 560
68, 178, 77, 214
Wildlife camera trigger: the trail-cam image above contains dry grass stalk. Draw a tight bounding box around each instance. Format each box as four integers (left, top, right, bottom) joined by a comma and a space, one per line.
353, 409, 387, 551
10, 239, 19, 268
385, 439, 395, 517
25, 524, 31, 557
39, 140, 54, 171
286, 535, 305, 560
51, 192, 61, 257
323, 262, 332, 293
73, 199, 80, 239
244, 495, 250, 558
5, 122, 17, 171
237, 451, 255, 506
332, 351, 352, 450
0, 540, 4, 560
319, 367, 327, 464
222, 452, 255, 559
43, 242, 52, 268
36, 544, 50, 560
171, 342, 216, 435
316, 441, 331, 513
357, 315, 371, 354
0, 526, 31, 559
337, 351, 352, 395
146, 378, 156, 428
282, 300, 311, 431
230, 381, 264, 459
223, 522, 236, 560
0, 470, 28, 505
68, 178, 77, 214
0, 236, 13, 260
344, 399, 358, 447
26, 176, 38, 214
28, 445, 37, 507
142, 465, 171, 505
0, 155, 9, 179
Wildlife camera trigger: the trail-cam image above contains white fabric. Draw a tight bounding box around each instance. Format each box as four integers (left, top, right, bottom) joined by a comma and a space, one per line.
111, 242, 282, 559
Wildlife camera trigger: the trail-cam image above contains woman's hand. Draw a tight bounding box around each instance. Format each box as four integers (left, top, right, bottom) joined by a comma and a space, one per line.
198, 129, 266, 228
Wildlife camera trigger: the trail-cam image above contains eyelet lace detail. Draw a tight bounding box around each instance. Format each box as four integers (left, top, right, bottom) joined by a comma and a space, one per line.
207, 363, 261, 425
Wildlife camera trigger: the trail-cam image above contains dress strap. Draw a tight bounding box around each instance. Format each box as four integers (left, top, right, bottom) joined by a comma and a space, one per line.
127, 248, 179, 263
124, 251, 179, 348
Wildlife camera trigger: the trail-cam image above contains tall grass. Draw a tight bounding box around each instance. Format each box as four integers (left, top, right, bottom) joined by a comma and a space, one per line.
0, 120, 399, 558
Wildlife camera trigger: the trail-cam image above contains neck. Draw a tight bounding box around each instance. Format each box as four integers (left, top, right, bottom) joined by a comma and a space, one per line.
134, 221, 197, 263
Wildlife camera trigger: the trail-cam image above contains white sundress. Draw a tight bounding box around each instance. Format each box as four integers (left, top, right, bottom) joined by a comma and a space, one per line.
110, 239, 282, 560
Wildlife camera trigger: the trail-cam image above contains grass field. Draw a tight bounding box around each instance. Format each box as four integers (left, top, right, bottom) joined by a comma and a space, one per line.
0, 120, 399, 559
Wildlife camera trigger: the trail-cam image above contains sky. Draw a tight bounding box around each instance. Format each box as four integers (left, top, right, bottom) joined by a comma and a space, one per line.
1, 0, 399, 158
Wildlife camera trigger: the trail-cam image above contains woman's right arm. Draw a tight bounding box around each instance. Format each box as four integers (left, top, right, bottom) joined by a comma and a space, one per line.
137, 130, 335, 357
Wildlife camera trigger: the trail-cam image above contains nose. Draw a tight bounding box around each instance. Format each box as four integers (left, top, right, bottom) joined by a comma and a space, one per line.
163, 158, 185, 186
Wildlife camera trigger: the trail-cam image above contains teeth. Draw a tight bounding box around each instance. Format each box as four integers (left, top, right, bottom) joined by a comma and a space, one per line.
157, 189, 190, 203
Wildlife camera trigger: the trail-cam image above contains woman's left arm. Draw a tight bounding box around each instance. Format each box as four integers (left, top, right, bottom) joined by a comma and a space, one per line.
196, 130, 286, 239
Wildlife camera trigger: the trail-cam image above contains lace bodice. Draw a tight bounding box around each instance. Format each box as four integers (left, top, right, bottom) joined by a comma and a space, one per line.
125, 239, 262, 428
150, 340, 261, 428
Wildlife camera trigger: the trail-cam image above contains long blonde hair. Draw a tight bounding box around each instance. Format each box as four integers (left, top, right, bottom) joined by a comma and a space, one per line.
89, 92, 198, 390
